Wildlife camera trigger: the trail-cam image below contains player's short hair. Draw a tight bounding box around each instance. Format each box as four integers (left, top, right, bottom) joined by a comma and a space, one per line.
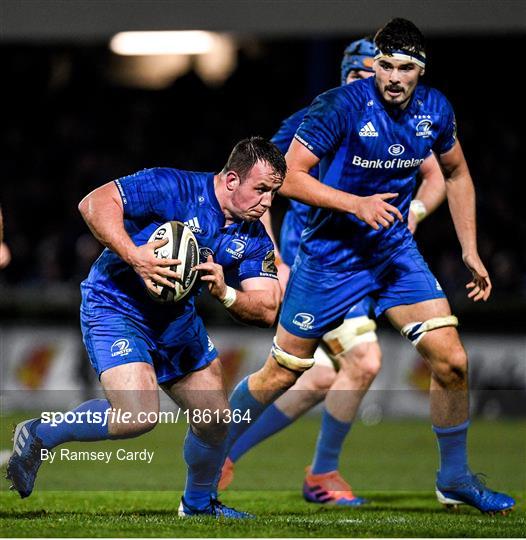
374, 18, 426, 57
223, 137, 287, 182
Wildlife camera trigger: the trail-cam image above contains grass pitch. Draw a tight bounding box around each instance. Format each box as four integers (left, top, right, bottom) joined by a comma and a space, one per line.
1, 414, 524, 537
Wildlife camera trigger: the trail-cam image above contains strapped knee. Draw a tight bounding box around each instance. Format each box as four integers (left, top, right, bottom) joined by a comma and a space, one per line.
401, 315, 458, 347
322, 316, 378, 365
271, 338, 315, 372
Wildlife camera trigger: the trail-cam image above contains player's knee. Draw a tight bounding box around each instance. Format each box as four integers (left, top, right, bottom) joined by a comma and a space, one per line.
110, 411, 158, 438
430, 345, 468, 386
295, 366, 336, 393
192, 415, 229, 445
269, 362, 300, 390
351, 342, 382, 382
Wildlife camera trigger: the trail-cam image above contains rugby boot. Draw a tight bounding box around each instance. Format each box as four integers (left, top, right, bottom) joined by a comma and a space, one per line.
303, 466, 368, 506
178, 495, 255, 519
436, 472, 515, 515
6, 418, 44, 498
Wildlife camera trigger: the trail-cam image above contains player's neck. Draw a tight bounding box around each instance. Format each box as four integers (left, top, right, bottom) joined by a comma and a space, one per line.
214, 173, 235, 227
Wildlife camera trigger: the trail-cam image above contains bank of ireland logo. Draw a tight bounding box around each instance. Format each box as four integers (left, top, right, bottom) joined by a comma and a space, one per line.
416, 118, 433, 137
226, 237, 247, 259
111, 339, 133, 358
388, 144, 405, 156
292, 313, 315, 331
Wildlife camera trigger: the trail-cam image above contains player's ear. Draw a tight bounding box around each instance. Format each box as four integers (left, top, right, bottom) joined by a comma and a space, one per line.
420, 67, 425, 76
225, 171, 240, 191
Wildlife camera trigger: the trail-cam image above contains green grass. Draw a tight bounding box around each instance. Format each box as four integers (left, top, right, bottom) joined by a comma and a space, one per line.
1, 414, 525, 537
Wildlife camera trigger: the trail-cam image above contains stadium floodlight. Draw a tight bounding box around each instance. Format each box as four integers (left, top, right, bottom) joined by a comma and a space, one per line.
110, 31, 215, 56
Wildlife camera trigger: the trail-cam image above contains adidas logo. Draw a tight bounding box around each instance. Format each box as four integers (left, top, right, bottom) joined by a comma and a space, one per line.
14, 423, 30, 456
359, 121, 379, 137
184, 217, 205, 234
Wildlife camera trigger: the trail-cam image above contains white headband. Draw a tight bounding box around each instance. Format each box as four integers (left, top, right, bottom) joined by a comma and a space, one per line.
374, 48, 426, 69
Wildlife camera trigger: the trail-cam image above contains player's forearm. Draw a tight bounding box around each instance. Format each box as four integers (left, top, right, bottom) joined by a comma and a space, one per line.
78, 187, 137, 265
414, 177, 446, 217
225, 289, 280, 328
260, 211, 280, 254
281, 169, 358, 214
445, 173, 478, 256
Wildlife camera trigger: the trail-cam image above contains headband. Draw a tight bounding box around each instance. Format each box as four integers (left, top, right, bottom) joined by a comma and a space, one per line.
374, 48, 426, 69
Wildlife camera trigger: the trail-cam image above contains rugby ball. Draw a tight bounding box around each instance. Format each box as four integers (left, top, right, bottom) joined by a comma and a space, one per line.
147, 221, 199, 303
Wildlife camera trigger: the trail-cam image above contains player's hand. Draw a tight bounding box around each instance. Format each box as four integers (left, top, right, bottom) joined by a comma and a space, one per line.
354, 193, 403, 230
0, 242, 11, 269
463, 252, 492, 302
407, 210, 418, 234
194, 255, 227, 300
130, 238, 181, 296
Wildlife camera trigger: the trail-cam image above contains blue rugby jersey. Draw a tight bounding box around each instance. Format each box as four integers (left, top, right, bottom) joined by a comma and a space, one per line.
81, 168, 277, 320
271, 108, 317, 265
295, 77, 456, 269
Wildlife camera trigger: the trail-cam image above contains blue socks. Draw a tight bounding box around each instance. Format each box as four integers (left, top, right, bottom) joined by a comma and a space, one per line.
183, 428, 226, 510
226, 376, 268, 452
433, 420, 470, 484
36, 399, 111, 449
229, 403, 293, 462
311, 409, 352, 474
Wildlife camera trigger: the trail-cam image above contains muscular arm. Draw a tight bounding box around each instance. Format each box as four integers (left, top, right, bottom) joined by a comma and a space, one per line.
233, 276, 281, 327
78, 182, 180, 294
195, 256, 281, 327
259, 211, 279, 252
439, 141, 492, 301
284, 139, 402, 230
78, 182, 137, 263
416, 154, 447, 214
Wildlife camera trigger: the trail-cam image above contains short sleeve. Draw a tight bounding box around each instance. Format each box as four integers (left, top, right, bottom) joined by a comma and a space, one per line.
294, 89, 349, 159
237, 235, 278, 283
114, 168, 183, 221
433, 98, 457, 155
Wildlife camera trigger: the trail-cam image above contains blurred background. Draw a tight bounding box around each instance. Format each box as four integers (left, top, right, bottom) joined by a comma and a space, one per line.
0, 1, 524, 420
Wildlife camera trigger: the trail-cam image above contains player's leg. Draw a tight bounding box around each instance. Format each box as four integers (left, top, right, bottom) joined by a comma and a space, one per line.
7, 314, 159, 498
226, 324, 319, 452
220, 361, 335, 490
162, 358, 252, 519
386, 298, 515, 514
304, 315, 380, 505
231, 362, 334, 461
227, 258, 374, 453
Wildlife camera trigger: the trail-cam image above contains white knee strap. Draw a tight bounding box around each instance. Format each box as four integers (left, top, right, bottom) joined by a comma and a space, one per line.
271, 338, 315, 372
322, 316, 378, 358
401, 315, 458, 347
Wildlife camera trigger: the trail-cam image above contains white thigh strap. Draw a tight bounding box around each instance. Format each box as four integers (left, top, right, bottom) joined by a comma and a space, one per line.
322, 316, 377, 356
400, 315, 458, 347
271, 338, 315, 372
